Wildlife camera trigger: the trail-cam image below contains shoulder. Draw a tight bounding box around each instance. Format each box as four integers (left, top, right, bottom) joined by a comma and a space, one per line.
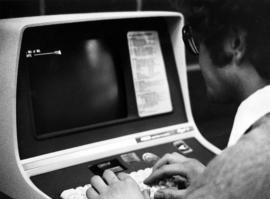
239, 113, 270, 151
212, 113, 270, 168
213, 113, 270, 172
185, 113, 270, 199
246, 113, 270, 139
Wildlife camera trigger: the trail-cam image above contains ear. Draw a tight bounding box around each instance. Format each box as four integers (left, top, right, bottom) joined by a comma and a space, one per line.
224, 28, 246, 64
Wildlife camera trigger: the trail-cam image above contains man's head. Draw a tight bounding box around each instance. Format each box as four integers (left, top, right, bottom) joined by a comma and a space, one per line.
185, 0, 270, 102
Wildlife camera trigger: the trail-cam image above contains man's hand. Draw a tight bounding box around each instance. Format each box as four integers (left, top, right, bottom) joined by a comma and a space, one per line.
145, 152, 205, 185
86, 169, 147, 199
144, 152, 205, 199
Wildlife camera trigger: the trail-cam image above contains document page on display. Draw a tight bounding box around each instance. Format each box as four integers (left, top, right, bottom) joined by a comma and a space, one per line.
128, 31, 173, 117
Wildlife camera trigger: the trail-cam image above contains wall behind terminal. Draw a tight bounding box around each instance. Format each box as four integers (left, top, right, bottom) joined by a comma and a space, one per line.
0, 0, 40, 19
0, 0, 137, 18
0, 0, 197, 62
0, 0, 184, 18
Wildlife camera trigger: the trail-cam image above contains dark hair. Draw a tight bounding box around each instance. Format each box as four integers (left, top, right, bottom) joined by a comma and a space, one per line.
186, 0, 270, 80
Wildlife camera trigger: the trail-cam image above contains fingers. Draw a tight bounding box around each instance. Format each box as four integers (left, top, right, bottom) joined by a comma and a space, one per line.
153, 153, 187, 171
86, 187, 99, 199
88, 170, 145, 199
118, 172, 142, 192
90, 170, 132, 193
144, 163, 188, 185
145, 153, 205, 187
117, 172, 131, 180
142, 189, 151, 199
103, 169, 119, 185
90, 175, 108, 194
154, 188, 186, 199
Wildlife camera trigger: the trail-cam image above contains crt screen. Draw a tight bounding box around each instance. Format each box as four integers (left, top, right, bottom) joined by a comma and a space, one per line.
28, 39, 127, 137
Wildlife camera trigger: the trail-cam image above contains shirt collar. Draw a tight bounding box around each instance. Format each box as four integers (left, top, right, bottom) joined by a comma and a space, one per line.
227, 85, 270, 147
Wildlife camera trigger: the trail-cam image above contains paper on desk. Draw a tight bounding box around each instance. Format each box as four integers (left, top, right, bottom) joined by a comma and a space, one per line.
127, 31, 173, 117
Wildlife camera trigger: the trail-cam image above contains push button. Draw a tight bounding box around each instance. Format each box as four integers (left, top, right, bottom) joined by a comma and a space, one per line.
173, 140, 193, 154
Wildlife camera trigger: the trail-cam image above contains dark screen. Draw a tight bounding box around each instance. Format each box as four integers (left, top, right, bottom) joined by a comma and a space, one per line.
28, 39, 127, 136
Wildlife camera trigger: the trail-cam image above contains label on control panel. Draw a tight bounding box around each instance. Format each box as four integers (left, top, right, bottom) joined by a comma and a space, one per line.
121, 152, 141, 164
88, 159, 126, 176
127, 31, 173, 117
136, 126, 194, 143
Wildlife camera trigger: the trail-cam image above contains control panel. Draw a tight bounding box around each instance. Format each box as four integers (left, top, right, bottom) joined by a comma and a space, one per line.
31, 138, 215, 199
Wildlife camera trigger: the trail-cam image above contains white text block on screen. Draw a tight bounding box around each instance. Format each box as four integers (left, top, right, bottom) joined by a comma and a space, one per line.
127, 31, 173, 117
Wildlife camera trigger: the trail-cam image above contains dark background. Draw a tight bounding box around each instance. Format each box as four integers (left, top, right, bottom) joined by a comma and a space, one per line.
0, 0, 180, 19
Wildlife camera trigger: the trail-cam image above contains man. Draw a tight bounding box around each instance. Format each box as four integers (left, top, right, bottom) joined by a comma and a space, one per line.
86, 0, 270, 198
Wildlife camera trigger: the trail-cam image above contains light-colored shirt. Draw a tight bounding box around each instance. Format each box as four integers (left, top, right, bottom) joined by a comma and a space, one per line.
227, 85, 270, 147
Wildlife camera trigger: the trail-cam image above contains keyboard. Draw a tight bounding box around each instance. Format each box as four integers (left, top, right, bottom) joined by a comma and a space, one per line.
60, 168, 159, 199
